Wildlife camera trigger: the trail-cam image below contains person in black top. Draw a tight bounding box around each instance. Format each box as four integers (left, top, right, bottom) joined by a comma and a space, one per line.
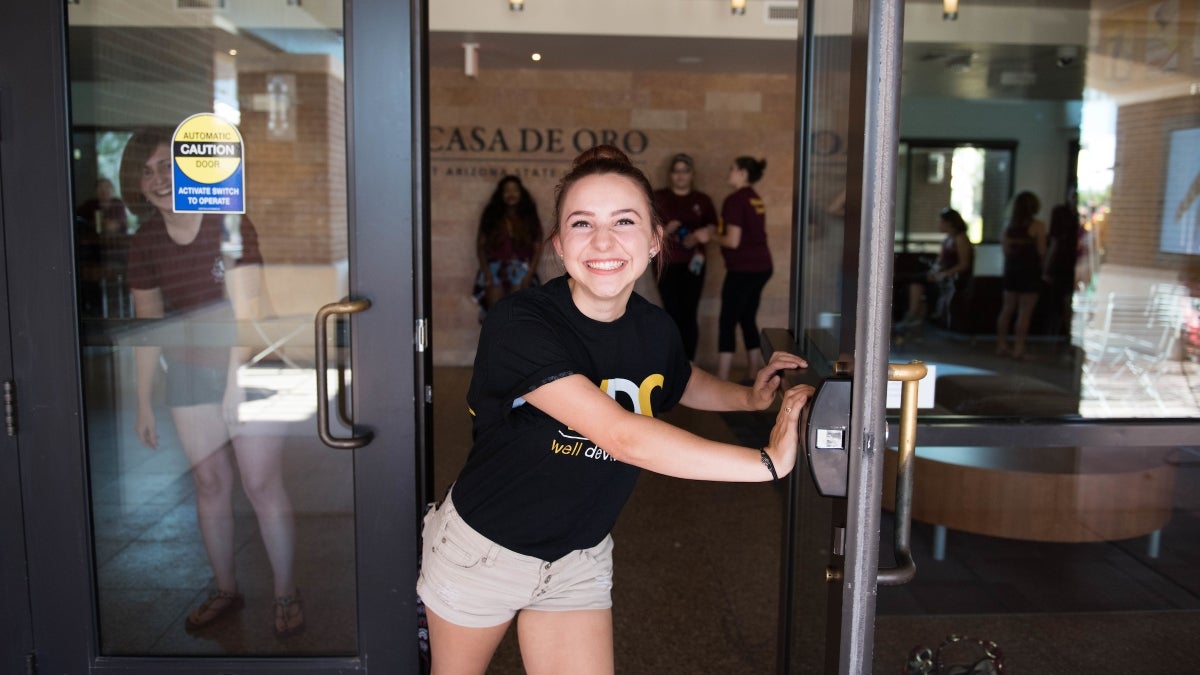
653, 152, 717, 360
995, 191, 1047, 359
1043, 201, 1081, 342
901, 207, 974, 329
417, 146, 813, 675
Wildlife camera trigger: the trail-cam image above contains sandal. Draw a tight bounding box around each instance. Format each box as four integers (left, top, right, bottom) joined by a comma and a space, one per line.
184, 589, 244, 632
275, 588, 306, 639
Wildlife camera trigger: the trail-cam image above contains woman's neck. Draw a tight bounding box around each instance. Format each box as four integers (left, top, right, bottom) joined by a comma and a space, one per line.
566, 278, 630, 323
160, 210, 204, 245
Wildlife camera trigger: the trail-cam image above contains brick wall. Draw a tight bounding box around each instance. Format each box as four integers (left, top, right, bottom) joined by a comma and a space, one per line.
430, 66, 798, 368
1110, 96, 1200, 270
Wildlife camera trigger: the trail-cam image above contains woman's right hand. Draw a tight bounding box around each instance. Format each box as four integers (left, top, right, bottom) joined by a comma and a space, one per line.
135, 405, 159, 450
764, 384, 815, 478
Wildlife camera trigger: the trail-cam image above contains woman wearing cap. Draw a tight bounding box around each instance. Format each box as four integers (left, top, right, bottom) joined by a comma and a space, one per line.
417, 145, 813, 674
712, 156, 772, 381
653, 153, 717, 361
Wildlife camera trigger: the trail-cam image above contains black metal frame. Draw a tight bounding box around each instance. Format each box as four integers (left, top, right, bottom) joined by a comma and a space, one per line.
0, 0, 428, 672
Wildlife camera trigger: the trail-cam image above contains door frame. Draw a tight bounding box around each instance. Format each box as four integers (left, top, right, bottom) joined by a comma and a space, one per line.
0, 79, 35, 675
837, 0, 905, 671
0, 0, 429, 672
779, 0, 905, 672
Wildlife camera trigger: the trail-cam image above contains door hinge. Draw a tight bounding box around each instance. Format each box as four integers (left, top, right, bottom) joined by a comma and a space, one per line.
4, 381, 16, 437
415, 318, 429, 353
25, 651, 37, 675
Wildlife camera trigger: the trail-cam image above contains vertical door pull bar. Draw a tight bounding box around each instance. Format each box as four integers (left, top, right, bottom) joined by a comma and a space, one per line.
877, 360, 926, 586
315, 298, 373, 449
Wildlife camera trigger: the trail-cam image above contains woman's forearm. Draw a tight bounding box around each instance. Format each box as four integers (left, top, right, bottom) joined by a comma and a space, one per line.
135, 345, 161, 409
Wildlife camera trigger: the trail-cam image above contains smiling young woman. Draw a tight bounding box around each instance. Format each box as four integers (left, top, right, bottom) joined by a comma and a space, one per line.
416, 145, 814, 675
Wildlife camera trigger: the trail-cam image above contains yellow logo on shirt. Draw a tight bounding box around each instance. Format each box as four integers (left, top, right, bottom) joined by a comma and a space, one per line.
550, 373, 665, 462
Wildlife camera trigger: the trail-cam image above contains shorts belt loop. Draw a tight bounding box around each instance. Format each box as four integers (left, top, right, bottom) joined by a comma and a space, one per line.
482, 543, 500, 567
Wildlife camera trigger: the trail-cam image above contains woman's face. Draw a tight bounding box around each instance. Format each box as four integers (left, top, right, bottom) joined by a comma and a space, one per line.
140, 143, 173, 213
728, 164, 747, 188
553, 173, 661, 317
669, 161, 693, 193
501, 180, 522, 207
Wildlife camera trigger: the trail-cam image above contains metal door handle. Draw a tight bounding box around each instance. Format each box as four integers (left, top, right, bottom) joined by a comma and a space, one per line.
877, 360, 926, 585
315, 298, 373, 449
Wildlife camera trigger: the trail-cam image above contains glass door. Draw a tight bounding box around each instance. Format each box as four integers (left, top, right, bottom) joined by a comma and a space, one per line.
785, 0, 1200, 673
1, 0, 426, 672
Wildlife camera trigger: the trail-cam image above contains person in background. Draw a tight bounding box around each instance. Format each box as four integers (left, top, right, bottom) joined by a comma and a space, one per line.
1043, 201, 1082, 344
653, 153, 716, 361
76, 177, 128, 235
473, 175, 543, 320
995, 190, 1047, 360
712, 156, 772, 381
901, 207, 974, 330
121, 128, 302, 639
417, 145, 813, 675
75, 177, 131, 317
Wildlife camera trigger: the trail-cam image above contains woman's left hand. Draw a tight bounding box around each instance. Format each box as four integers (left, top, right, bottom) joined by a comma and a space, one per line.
750, 351, 808, 410
765, 383, 816, 478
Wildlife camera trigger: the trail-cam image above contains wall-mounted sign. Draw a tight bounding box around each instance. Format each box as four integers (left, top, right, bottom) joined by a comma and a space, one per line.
431, 126, 649, 156
171, 113, 245, 214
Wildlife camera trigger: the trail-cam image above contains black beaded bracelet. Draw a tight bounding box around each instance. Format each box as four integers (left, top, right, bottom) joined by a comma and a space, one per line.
760, 447, 779, 481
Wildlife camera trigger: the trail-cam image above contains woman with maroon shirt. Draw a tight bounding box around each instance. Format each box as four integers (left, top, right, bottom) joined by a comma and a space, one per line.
473, 175, 543, 319
653, 153, 716, 361
712, 156, 773, 380
121, 129, 302, 638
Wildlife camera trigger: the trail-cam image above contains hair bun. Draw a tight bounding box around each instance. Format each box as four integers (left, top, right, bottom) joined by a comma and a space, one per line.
573, 144, 631, 167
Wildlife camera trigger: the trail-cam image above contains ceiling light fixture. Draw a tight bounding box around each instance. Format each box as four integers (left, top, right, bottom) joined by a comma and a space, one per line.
943, 0, 958, 21
731, 0, 746, 16
509, 0, 524, 11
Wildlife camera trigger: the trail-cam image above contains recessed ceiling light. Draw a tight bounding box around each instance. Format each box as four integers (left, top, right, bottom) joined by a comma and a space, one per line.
531, 53, 542, 62
228, 49, 238, 56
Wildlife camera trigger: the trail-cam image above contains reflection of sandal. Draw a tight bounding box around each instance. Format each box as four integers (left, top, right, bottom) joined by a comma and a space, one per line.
185, 589, 244, 632
275, 588, 306, 639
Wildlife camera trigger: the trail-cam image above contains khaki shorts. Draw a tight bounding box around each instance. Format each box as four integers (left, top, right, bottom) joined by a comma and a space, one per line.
416, 492, 614, 628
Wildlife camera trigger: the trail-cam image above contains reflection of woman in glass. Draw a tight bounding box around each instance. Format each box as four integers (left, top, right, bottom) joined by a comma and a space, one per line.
995, 191, 1047, 360
901, 207, 973, 328
121, 129, 302, 638
473, 175, 543, 318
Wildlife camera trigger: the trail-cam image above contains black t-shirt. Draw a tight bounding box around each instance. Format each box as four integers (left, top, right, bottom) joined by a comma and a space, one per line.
453, 275, 692, 561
